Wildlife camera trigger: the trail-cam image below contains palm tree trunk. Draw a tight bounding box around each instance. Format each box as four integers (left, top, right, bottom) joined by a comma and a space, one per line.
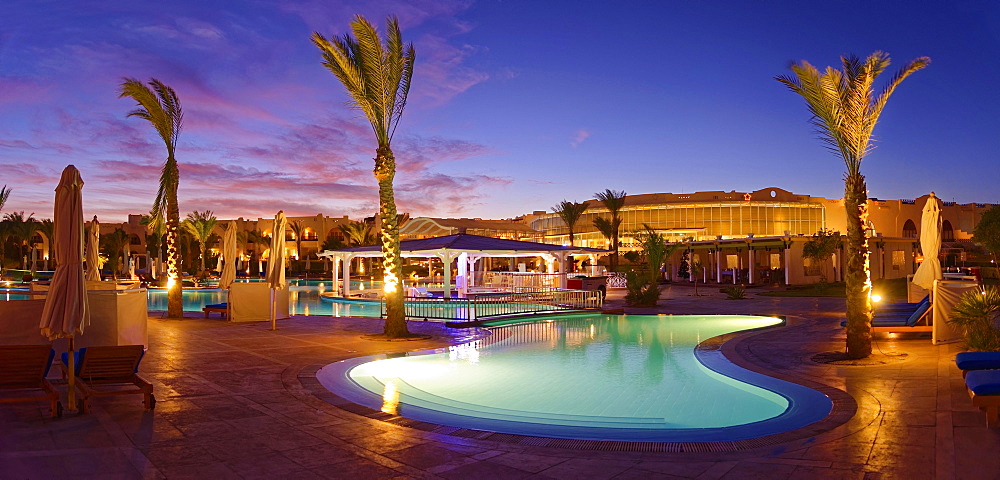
844, 173, 873, 358
375, 146, 410, 338
165, 166, 183, 318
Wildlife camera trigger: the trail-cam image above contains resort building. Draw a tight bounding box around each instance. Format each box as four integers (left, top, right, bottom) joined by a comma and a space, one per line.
529, 187, 996, 285
21, 186, 992, 286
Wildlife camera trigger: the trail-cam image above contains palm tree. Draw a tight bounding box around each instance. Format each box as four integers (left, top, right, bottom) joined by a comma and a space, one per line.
3, 212, 39, 270
120, 77, 184, 318
182, 210, 218, 274
339, 220, 376, 276
37, 219, 53, 269
140, 214, 165, 279
101, 228, 130, 279
313, 15, 415, 338
552, 200, 588, 246
246, 229, 265, 275
0, 186, 9, 212
289, 220, 304, 273
777, 51, 929, 359
594, 189, 627, 271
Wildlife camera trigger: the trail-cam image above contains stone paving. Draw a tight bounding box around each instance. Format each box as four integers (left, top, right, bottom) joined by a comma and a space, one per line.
2, 285, 999, 479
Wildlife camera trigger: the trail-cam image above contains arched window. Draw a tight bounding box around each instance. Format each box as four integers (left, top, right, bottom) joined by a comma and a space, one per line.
130, 234, 142, 245
902, 219, 917, 239
942, 220, 955, 242
327, 229, 345, 241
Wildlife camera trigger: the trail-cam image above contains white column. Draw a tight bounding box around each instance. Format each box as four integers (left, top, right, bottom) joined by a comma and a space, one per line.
343, 255, 353, 297
439, 250, 454, 301
331, 257, 340, 296
457, 252, 468, 297
716, 249, 722, 284
784, 247, 791, 285
748, 248, 754, 285
555, 252, 568, 289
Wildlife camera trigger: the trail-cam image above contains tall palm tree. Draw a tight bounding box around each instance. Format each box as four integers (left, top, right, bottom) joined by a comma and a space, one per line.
120, 77, 184, 317
182, 210, 218, 273
552, 200, 588, 246
0, 185, 9, 212
594, 189, 627, 271
313, 15, 415, 338
777, 51, 929, 359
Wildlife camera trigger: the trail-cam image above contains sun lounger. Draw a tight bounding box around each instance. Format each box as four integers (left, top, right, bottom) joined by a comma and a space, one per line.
203, 303, 228, 318
965, 370, 1000, 428
840, 297, 932, 332
873, 296, 930, 316
955, 351, 1000, 377
62, 345, 154, 412
0, 345, 61, 418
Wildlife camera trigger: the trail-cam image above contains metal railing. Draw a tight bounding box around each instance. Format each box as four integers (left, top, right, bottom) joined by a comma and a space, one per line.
380, 288, 603, 322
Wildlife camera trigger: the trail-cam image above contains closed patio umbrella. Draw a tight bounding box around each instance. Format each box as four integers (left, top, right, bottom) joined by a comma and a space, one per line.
912, 192, 943, 290
267, 211, 286, 330
39, 165, 89, 412
85, 216, 100, 282
219, 221, 237, 290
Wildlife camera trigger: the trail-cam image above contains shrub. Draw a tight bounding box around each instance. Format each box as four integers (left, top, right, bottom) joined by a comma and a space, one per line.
624, 270, 660, 307
949, 287, 1000, 351
724, 285, 747, 300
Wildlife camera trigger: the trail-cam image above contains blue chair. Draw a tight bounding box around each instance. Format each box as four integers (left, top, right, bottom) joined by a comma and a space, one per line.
873, 296, 930, 316
841, 297, 932, 332
965, 370, 1000, 428
956, 351, 1000, 377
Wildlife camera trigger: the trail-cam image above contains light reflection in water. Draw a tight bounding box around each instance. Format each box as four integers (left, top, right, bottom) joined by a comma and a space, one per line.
381, 380, 399, 414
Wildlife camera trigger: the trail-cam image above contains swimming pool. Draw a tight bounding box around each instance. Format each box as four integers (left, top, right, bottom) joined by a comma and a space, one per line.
146, 279, 384, 317
317, 314, 832, 442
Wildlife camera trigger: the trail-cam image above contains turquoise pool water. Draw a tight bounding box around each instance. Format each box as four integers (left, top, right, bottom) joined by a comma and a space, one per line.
146, 279, 384, 317
317, 314, 832, 442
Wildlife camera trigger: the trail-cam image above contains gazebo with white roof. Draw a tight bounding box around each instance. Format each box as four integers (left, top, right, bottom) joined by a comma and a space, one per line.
317, 233, 608, 299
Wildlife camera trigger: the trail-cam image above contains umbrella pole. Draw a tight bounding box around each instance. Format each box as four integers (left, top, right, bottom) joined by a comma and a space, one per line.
270, 288, 277, 331
67, 337, 77, 413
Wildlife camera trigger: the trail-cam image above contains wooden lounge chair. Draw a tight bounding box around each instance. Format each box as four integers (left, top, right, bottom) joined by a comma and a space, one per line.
0, 345, 61, 418
63, 345, 154, 412
203, 303, 228, 318
965, 370, 1000, 428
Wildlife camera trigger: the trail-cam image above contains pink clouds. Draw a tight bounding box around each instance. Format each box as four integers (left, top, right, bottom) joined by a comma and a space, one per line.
570, 129, 591, 147
0, 78, 52, 106
394, 135, 495, 173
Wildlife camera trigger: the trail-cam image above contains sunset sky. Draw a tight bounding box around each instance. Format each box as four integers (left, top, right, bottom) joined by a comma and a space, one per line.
2, 1, 998, 224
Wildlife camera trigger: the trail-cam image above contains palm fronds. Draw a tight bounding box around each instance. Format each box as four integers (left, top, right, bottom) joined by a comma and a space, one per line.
311, 15, 414, 145
775, 52, 929, 175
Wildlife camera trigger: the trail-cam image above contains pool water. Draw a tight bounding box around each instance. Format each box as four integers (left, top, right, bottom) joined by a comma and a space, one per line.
146, 279, 383, 317
317, 314, 832, 442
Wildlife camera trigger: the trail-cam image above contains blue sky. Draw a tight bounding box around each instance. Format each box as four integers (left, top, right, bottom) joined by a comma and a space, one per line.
2, 0, 998, 222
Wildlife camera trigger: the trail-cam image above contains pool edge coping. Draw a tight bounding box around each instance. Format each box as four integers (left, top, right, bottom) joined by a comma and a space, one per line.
295, 314, 862, 453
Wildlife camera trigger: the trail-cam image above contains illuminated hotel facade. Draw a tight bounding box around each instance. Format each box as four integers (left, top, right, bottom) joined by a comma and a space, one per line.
529, 187, 996, 285
27, 186, 991, 286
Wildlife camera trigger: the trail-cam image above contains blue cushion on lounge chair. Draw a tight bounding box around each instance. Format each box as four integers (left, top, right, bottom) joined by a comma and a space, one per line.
966, 370, 1000, 396
62, 348, 145, 376
956, 351, 1000, 371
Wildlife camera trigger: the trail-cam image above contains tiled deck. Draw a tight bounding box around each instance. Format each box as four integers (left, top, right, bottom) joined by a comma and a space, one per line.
2, 286, 999, 479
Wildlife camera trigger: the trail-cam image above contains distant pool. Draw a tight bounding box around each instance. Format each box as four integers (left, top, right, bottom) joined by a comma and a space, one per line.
146, 279, 383, 317
318, 314, 833, 442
